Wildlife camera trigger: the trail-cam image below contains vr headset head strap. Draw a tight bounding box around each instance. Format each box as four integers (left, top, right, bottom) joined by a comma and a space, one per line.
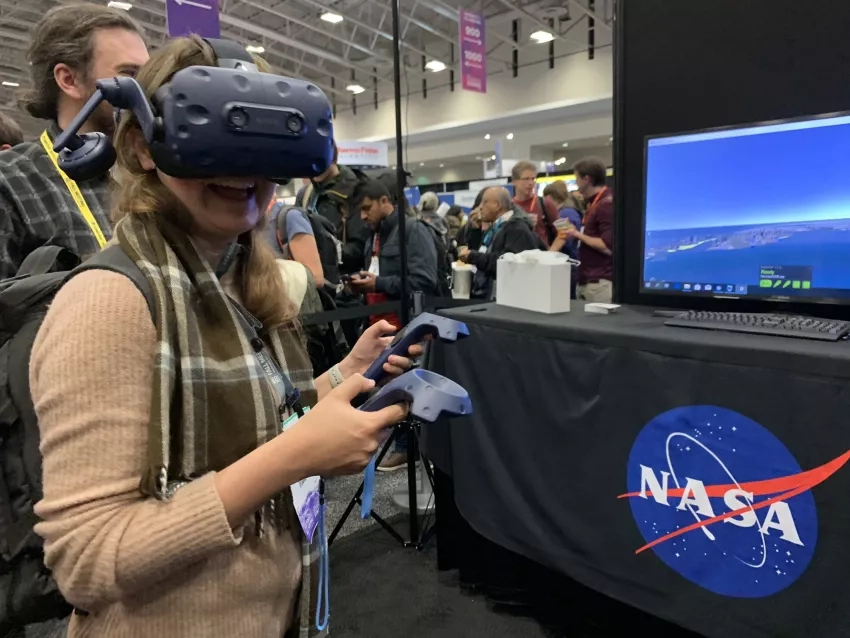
202, 38, 259, 72
150, 38, 258, 110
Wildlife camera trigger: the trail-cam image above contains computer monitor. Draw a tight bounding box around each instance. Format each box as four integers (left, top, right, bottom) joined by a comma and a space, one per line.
642, 112, 850, 304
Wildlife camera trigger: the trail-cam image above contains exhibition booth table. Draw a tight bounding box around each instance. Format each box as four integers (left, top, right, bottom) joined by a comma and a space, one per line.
422, 302, 850, 638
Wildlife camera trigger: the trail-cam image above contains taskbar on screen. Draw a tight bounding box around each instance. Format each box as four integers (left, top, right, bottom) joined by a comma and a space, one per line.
643, 281, 748, 295
642, 281, 850, 300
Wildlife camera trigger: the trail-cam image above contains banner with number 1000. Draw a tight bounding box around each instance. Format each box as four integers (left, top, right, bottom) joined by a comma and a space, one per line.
459, 9, 487, 93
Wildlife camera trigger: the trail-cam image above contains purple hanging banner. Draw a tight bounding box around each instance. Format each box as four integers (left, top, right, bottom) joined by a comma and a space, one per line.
459, 9, 487, 94
166, 0, 221, 39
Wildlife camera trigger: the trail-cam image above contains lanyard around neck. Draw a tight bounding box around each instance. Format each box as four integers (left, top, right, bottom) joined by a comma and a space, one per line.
587, 187, 608, 213
229, 298, 302, 414
39, 130, 107, 249
215, 243, 240, 279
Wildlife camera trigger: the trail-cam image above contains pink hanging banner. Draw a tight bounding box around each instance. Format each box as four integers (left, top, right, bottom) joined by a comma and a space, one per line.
459, 9, 487, 93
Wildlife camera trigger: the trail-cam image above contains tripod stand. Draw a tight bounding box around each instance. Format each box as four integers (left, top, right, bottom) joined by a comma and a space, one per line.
327, 420, 436, 549
329, 292, 437, 549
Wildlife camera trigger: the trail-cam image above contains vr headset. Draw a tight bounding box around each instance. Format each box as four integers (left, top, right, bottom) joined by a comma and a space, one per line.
54, 38, 334, 184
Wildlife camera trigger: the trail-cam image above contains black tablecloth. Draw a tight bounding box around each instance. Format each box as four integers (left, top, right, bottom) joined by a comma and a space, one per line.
422, 302, 850, 638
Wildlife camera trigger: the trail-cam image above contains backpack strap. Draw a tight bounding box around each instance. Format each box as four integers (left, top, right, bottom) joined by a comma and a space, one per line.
69, 245, 155, 320
299, 182, 315, 210
270, 200, 289, 254
16, 246, 79, 278
4, 317, 47, 556
274, 203, 319, 259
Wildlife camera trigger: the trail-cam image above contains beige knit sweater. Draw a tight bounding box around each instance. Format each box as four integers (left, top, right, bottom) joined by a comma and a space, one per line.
30, 264, 311, 637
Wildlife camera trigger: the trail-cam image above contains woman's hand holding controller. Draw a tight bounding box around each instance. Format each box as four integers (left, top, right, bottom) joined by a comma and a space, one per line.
288, 374, 408, 476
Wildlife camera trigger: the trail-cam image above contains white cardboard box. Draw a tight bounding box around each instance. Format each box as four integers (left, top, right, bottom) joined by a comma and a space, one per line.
495, 260, 572, 314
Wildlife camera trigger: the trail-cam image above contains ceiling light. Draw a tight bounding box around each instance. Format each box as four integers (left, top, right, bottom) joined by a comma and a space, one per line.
1, 81, 19, 87
321, 12, 344, 23
555, 156, 567, 165
245, 45, 265, 54
107, 0, 133, 9
346, 84, 365, 94
609, 136, 614, 142
439, 164, 444, 168
425, 60, 446, 72
484, 134, 490, 140
562, 142, 569, 147
506, 133, 513, 140
490, 155, 497, 160
420, 162, 425, 166
530, 31, 555, 43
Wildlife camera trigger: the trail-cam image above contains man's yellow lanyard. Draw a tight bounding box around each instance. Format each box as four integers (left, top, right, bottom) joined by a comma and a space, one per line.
39, 130, 107, 249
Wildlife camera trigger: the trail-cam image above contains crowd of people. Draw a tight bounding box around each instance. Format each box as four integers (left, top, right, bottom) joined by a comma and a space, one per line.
0, 2, 614, 636
270, 156, 614, 331
435, 159, 613, 303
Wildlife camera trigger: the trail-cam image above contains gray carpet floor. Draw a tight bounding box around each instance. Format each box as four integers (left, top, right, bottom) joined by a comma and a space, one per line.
324, 464, 412, 540
330, 521, 549, 638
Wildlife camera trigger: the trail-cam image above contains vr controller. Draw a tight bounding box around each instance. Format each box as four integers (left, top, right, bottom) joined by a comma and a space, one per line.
362, 312, 470, 382
359, 368, 472, 418
357, 314, 472, 518
53, 38, 334, 183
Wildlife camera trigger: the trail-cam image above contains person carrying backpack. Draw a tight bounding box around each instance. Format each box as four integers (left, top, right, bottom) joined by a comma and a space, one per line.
266, 199, 342, 291
0, 5, 149, 632
296, 146, 373, 346
295, 144, 370, 277
416, 192, 449, 240
264, 200, 350, 375
417, 218, 452, 298
415, 192, 453, 296
15, 36, 424, 638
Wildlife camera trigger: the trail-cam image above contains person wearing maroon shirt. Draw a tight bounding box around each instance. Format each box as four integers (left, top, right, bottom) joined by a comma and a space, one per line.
564, 157, 614, 302
511, 160, 559, 247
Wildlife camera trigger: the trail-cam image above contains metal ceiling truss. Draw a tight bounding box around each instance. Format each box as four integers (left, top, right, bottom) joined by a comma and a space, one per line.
1, 0, 353, 100
358, 0, 514, 67
131, 0, 354, 98
289, 0, 458, 72
491, 0, 591, 47
568, 0, 612, 31
364, 0, 454, 47
423, 0, 607, 53
147, 0, 389, 82
0, 0, 610, 111
238, 0, 401, 72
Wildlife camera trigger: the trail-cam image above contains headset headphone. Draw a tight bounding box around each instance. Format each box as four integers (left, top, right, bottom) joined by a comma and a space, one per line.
54, 38, 333, 183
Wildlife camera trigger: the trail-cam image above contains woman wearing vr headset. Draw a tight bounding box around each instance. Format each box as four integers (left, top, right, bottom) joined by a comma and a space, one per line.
28, 36, 417, 637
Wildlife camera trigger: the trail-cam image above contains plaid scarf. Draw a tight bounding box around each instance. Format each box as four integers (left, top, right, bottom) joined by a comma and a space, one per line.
116, 214, 324, 637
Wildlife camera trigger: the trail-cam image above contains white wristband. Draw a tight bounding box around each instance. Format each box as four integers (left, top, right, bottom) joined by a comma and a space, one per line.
329, 363, 345, 389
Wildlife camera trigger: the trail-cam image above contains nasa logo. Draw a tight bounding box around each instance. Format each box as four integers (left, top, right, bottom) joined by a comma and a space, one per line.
621, 406, 850, 598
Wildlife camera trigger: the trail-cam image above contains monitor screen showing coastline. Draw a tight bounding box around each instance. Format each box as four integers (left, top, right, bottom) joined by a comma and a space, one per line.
642, 114, 850, 301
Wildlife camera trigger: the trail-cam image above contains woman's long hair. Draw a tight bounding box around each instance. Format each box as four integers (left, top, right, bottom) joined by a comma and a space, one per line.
111, 36, 293, 328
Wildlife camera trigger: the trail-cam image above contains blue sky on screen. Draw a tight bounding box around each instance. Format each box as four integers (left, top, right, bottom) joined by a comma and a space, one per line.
645, 120, 850, 231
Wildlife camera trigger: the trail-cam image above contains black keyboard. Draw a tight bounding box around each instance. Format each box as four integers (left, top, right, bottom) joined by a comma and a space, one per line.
665, 311, 850, 341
